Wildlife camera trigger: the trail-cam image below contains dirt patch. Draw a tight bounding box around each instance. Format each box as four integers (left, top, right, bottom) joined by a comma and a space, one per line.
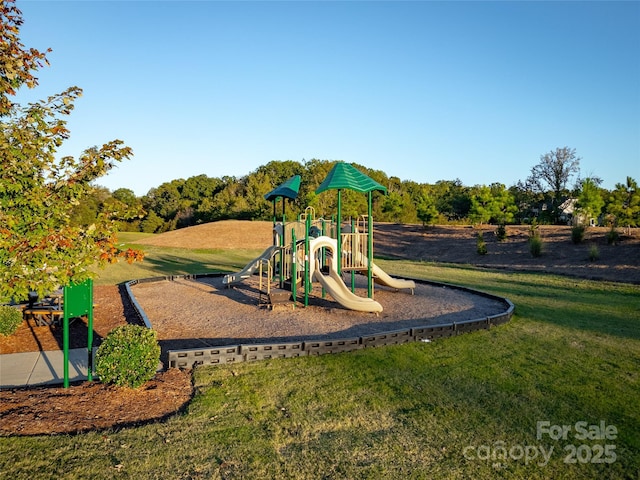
373, 224, 640, 284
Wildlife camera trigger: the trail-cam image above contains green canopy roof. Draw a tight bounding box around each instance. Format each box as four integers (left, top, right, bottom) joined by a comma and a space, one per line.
264, 175, 301, 201
315, 162, 387, 194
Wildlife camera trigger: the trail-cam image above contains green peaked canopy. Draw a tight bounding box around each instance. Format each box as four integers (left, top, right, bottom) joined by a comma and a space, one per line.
264, 175, 301, 201
315, 162, 387, 194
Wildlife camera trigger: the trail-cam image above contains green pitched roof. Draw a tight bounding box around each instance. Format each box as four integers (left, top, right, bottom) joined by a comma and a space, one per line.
315, 162, 387, 194
264, 175, 301, 201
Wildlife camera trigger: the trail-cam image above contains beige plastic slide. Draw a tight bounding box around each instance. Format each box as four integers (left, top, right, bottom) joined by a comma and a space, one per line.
312, 261, 383, 313
223, 245, 279, 286
351, 246, 416, 292
370, 262, 416, 293
309, 237, 383, 313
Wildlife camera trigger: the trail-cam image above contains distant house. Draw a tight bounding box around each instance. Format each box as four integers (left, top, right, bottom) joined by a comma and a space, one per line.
559, 198, 576, 224
559, 198, 596, 226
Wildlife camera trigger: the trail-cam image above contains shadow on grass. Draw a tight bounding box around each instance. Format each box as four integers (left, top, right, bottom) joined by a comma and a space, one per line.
140, 253, 236, 277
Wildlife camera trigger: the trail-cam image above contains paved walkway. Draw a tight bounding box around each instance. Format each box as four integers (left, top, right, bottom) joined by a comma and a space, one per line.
0, 349, 91, 389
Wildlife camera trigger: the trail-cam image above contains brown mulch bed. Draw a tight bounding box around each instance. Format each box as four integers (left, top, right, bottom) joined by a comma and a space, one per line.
0, 285, 133, 355
1, 221, 638, 437
0, 368, 192, 436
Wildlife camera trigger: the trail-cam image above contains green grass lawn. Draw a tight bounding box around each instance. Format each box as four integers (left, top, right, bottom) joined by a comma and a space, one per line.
95, 232, 266, 285
1, 238, 638, 479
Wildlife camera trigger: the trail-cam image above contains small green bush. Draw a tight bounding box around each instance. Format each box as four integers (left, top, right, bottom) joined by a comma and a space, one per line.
571, 225, 586, 244
495, 224, 507, 242
0, 306, 23, 336
476, 232, 487, 255
607, 227, 620, 245
529, 234, 543, 258
588, 244, 600, 261
95, 325, 160, 389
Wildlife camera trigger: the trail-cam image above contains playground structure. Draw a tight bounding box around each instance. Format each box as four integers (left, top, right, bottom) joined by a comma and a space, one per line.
222, 164, 415, 312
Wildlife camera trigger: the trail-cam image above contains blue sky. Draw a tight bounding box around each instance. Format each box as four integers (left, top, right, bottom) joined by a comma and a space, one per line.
15, 0, 640, 196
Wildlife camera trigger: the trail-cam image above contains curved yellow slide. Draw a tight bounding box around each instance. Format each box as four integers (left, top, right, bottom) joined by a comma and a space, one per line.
309, 237, 383, 313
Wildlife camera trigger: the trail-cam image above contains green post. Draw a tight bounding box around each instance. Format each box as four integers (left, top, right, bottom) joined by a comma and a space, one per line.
321, 218, 326, 298
350, 218, 356, 293
337, 189, 342, 276
279, 217, 285, 288
63, 308, 70, 388
304, 215, 310, 306
368, 191, 374, 299
291, 228, 297, 308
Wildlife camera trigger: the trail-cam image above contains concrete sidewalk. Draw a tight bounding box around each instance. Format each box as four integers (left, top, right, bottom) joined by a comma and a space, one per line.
0, 349, 92, 389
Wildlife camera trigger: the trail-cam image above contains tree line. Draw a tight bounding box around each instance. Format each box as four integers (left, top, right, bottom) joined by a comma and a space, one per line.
81, 152, 638, 233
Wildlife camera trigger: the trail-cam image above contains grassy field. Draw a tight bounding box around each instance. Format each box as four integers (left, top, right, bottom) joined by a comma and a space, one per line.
95, 232, 267, 285
1, 237, 639, 479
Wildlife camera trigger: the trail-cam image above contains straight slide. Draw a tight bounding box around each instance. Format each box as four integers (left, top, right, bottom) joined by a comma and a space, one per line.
371, 262, 415, 292
223, 245, 279, 286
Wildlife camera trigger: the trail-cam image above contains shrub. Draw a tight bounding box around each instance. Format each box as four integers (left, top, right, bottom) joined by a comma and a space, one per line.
529, 220, 540, 238
607, 227, 620, 245
529, 234, 543, 258
0, 306, 23, 336
495, 224, 507, 242
476, 232, 487, 255
95, 325, 160, 389
588, 244, 600, 261
571, 225, 586, 244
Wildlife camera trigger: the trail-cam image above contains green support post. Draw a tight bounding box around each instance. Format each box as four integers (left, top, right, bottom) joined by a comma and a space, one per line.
337, 189, 342, 276
321, 218, 326, 298
279, 216, 285, 288
350, 218, 356, 293
63, 309, 70, 388
368, 191, 374, 299
304, 214, 311, 307
291, 228, 297, 308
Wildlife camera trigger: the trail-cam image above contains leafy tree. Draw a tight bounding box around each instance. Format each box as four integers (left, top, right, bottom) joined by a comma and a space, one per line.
69, 186, 110, 226
509, 181, 544, 223
111, 188, 139, 207
140, 210, 165, 233
181, 174, 220, 202
204, 177, 249, 220
605, 177, 640, 227
575, 177, 604, 225
243, 169, 273, 220
415, 189, 439, 227
526, 147, 581, 223
381, 191, 405, 222
143, 180, 184, 221
301, 159, 337, 218
433, 179, 471, 222
0, 1, 140, 302
469, 183, 517, 225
